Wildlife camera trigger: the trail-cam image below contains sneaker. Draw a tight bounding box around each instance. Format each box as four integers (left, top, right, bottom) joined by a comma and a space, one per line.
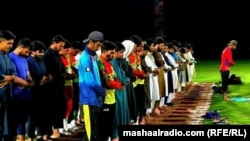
70, 120, 77, 127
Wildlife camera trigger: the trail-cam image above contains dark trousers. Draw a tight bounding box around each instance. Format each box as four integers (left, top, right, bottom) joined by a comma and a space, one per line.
27, 89, 51, 137
126, 84, 137, 122
99, 103, 116, 141
220, 70, 230, 93
68, 82, 80, 122
46, 82, 65, 131
11, 99, 31, 136
0, 99, 11, 139
134, 84, 146, 121
81, 105, 101, 141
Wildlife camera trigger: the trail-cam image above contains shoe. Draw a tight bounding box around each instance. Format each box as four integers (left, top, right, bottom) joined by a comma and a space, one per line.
212, 118, 220, 123
70, 120, 76, 127
214, 118, 230, 125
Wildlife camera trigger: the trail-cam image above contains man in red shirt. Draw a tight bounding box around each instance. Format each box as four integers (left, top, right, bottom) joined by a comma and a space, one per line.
219, 40, 237, 100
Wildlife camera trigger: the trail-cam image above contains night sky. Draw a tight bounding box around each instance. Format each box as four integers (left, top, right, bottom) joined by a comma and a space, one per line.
1, 0, 249, 59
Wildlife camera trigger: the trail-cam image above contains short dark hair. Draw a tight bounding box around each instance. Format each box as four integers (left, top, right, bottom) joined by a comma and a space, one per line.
155, 37, 165, 44
17, 38, 32, 48
171, 40, 181, 48
31, 40, 46, 51
51, 34, 66, 44
145, 38, 155, 46
101, 40, 117, 53
0, 30, 16, 40
129, 35, 143, 47
114, 41, 125, 52
72, 41, 84, 51
64, 40, 72, 49
179, 47, 186, 54
166, 42, 174, 49
143, 44, 150, 51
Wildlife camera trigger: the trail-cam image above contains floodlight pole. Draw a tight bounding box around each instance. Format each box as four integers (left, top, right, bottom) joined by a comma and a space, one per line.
154, 0, 165, 38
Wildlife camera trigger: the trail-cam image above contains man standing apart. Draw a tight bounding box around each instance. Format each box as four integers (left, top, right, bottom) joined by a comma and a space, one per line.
220, 40, 237, 100
78, 31, 105, 141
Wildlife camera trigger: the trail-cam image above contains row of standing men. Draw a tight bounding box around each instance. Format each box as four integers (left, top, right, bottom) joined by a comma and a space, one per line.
77, 31, 196, 141
0, 30, 195, 141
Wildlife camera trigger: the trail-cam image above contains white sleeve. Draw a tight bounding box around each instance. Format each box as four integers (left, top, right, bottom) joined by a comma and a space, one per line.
145, 55, 158, 70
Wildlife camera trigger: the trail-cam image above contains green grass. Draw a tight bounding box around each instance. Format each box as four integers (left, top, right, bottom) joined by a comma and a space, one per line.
192, 60, 250, 125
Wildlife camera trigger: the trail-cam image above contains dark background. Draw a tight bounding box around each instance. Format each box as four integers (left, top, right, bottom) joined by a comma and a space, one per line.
1, 0, 249, 60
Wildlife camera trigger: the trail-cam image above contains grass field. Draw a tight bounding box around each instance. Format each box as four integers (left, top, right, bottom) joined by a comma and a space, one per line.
192, 59, 250, 125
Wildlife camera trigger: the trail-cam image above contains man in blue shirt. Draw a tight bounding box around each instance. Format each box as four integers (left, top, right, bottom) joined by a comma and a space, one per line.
9, 38, 34, 141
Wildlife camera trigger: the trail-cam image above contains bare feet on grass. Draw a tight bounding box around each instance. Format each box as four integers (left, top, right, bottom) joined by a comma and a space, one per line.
223, 94, 231, 101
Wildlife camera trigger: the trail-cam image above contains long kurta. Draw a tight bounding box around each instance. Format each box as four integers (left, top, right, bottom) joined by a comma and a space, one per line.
27, 55, 51, 136
121, 40, 137, 122
140, 56, 152, 109
111, 59, 130, 138
44, 47, 66, 129
118, 58, 137, 122
0, 51, 15, 136
112, 59, 130, 138
144, 52, 160, 101
152, 51, 166, 98
165, 52, 179, 90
